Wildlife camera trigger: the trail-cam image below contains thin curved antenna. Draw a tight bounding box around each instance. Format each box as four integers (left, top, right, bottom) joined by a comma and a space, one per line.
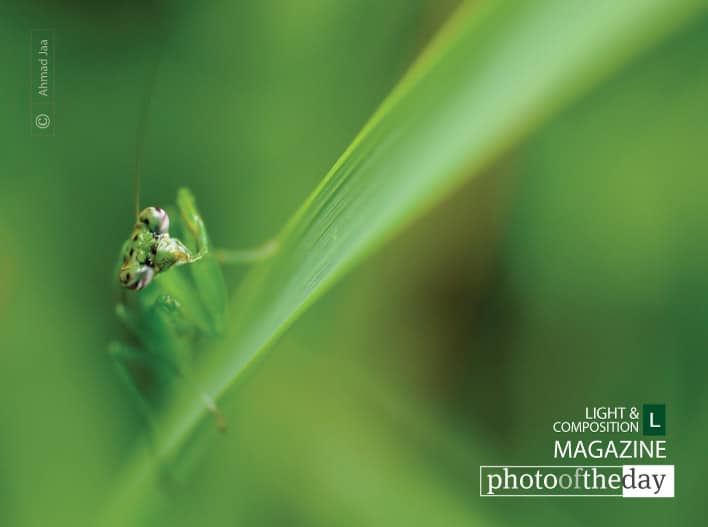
134, 55, 162, 218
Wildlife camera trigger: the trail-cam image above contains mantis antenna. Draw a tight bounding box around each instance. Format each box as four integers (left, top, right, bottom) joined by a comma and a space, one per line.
134, 54, 162, 218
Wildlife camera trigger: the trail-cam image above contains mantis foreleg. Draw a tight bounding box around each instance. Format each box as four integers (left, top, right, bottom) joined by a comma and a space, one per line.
215, 238, 279, 264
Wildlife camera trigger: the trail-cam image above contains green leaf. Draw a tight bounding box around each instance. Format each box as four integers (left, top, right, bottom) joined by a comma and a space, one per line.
104, 0, 702, 522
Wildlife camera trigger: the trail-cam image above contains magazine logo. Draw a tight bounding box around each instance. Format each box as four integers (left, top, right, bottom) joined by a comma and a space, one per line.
480, 465, 674, 497
480, 403, 674, 498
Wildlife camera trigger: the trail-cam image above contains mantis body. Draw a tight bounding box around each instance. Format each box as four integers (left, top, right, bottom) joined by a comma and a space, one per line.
110, 189, 276, 433
109, 41, 277, 433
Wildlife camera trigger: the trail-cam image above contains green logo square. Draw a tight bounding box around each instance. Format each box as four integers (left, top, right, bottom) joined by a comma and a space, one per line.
643, 404, 666, 436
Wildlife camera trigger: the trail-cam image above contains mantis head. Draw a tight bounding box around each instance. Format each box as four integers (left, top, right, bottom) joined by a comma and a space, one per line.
118, 206, 172, 290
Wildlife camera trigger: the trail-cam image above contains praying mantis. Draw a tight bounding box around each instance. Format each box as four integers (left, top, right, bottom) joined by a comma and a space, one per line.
109, 63, 277, 434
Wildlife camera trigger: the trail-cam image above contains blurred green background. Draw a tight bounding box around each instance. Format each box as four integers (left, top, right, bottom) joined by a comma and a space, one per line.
1, 1, 706, 526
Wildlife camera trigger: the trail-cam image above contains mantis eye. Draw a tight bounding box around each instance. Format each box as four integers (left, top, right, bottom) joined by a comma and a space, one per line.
138, 206, 170, 234
119, 265, 155, 291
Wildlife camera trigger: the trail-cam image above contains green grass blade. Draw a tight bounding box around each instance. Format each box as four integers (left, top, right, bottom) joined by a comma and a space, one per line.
105, 0, 701, 522
200, 0, 699, 448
